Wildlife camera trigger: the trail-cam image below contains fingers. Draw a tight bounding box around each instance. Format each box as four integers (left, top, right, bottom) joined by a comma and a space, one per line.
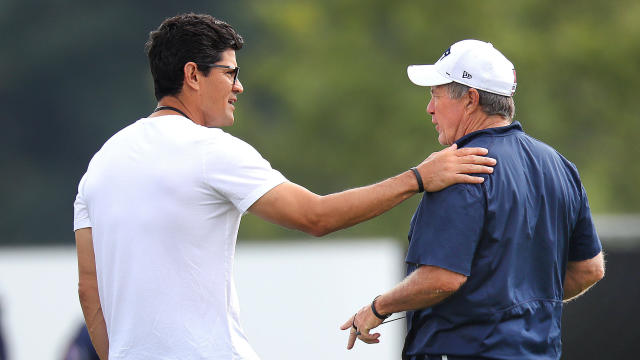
347, 330, 358, 349
340, 316, 354, 330
417, 145, 496, 192
457, 164, 494, 175
454, 146, 489, 157
459, 154, 496, 166
341, 314, 358, 350
454, 174, 486, 184
358, 331, 381, 344
341, 312, 383, 350
347, 330, 381, 349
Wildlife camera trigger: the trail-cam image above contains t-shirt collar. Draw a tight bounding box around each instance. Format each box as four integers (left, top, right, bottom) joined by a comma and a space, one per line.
455, 121, 523, 147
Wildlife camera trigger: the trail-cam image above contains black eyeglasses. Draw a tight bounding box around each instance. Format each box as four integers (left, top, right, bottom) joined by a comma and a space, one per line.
199, 64, 240, 85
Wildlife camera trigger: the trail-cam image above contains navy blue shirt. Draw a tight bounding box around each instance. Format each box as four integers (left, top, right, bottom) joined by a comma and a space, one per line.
404, 122, 601, 360
64, 324, 100, 360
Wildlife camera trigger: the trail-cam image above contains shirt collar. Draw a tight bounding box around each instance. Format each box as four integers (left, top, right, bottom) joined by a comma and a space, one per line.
455, 121, 523, 147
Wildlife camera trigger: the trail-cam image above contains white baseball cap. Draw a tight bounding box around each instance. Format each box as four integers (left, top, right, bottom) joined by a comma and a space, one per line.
407, 39, 517, 96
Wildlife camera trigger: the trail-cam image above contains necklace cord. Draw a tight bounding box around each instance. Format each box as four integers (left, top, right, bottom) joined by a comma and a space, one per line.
153, 106, 191, 120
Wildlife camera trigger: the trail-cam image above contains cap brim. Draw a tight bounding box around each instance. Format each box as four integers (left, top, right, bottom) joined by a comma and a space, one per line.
407, 65, 452, 87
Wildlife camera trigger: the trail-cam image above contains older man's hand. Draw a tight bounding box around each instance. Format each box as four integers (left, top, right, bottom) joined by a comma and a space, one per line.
339, 304, 383, 350
417, 143, 496, 192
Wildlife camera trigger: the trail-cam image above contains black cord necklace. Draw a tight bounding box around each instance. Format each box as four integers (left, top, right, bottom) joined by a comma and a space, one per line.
153, 106, 191, 120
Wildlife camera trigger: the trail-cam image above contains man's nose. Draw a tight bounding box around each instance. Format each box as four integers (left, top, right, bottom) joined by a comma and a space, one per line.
426, 99, 435, 115
233, 79, 244, 94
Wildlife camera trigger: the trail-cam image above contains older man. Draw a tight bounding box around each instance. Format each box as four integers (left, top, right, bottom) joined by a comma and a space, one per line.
341, 40, 604, 360
74, 16, 497, 360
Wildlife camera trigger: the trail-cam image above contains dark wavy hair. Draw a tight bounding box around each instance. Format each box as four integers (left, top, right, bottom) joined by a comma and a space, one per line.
145, 13, 244, 100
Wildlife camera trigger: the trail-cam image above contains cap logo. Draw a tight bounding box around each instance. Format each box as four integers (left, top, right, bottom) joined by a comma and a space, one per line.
462, 71, 472, 79
438, 47, 451, 61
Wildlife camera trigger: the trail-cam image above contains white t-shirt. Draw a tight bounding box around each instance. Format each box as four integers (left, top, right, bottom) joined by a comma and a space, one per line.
74, 115, 286, 359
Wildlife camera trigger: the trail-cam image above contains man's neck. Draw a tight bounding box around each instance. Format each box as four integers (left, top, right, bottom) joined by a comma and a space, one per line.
460, 114, 511, 138
150, 96, 201, 125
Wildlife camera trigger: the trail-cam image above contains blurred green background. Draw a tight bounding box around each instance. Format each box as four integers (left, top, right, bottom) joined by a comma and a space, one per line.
1, 0, 639, 245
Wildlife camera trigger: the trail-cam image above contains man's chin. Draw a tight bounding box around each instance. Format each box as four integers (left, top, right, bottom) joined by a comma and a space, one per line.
225, 112, 235, 126
216, 115, 235, 127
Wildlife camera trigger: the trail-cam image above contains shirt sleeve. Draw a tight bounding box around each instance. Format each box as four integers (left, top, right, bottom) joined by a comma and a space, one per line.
203, 135, 287, 213
568, 185, 602, 261
406, 183, 486, 276
73, 173, 92, 231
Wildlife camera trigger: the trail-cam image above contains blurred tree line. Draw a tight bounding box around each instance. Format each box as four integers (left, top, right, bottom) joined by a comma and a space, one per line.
1, 0, 639, 245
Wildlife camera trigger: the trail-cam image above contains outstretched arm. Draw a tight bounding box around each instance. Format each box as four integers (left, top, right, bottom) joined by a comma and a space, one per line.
249, 144, 495, 236
76, 228, 109, 360
340, 265, 467, 349
563, 251, 605, 302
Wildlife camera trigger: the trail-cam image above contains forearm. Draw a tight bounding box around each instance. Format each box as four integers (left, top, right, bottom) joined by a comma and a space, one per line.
306, 144, 496, 235
563, 273, 590, 301
340, 264, 466, 349
250, 145, 495, 236
79, 285, 109, 359
563, 252, 605, 302
76, 228, 109, 359
563, 267, 603, 302
311, 170, 418, 235
373, 265, 466, 315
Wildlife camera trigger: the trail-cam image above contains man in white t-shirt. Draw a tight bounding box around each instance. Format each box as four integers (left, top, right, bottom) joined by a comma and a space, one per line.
74, 14, 496, 360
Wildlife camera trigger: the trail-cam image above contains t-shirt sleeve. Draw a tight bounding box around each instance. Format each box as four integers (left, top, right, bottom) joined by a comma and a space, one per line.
203, 135, 287, 213
73, 173, 92, 231
406, 183, 486, 276
568, 185, 602, 261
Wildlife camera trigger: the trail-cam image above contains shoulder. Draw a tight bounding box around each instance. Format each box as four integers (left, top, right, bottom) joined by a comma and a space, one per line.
103, 118, 147, 144
202, 129, 265, 160
423, 182, 485, 210
200, 130, 280, 178
518, 131, 582, 180
461, 132, 496, 149
83, 122, 138, 171
88, 119, 150, 163
216, 130, 260, 152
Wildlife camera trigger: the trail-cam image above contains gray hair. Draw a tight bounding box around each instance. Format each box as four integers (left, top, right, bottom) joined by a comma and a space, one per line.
445, 82, 515, 120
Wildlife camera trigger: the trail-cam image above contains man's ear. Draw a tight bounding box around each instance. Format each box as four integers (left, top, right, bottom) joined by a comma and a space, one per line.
183, 62, 200, 91
465, 88, 480, 111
